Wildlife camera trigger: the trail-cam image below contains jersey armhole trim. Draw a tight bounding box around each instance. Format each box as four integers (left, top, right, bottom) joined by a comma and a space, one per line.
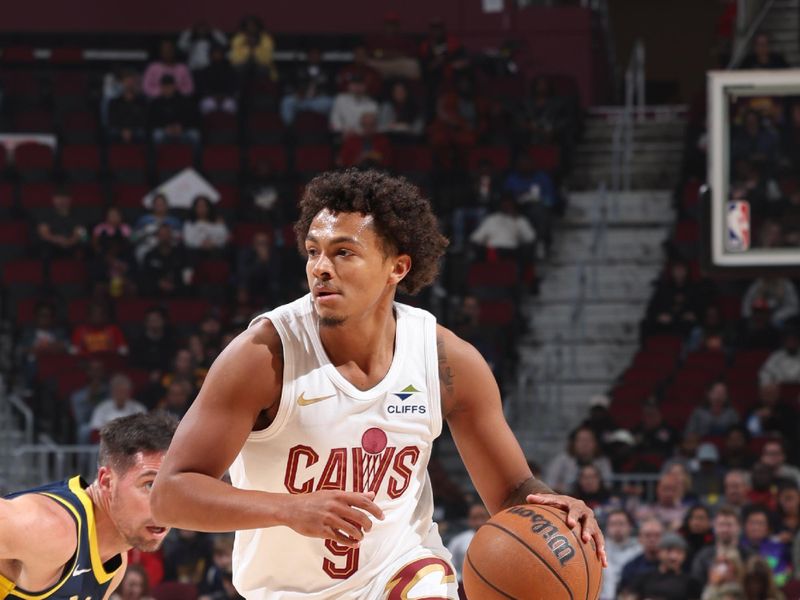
425, 316, 443, 439
67, 477, 119, 584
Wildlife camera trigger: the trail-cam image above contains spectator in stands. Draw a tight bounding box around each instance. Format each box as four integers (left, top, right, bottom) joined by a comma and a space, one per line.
162, 529, 214, 584
157, 379, 193, 419
721, 427, 757, 471
365, 13, 421, 81
183, 195, 230, 254
741, 555, 784, 600
336, 45, 382, 99
88, 373, 146, 438
178, 21, 228, 72
446, 502, 490, 584
148, 74, 200, 146
140, 224, 191, 297
618, 518, 664, 593
107, 70, 148, 143
196, 44, 239, 115
519, 76, 565, 145
71, 301, 128, 357
723, 470, 752, 516
427, 91, 476, 170
759, 437, 800, 486
774, 481, 800, 543
692, 443, 726, 503
745, 382, 797, 443
91, 206, 136, 298
377, 80, 424, 137
740, 296, 782, 350
601, 509, 641, 600
571, 464, 613, 514
743, 277, 799, 329
130, 306, 174, 375
503, 153, 558, 257
450, 295, 500, 379
329, 73, 379, 136
36, 189, 87, 259
732, 111, 781, 165
643, 260, 703, 338
692, 507, 752, 587
699, 549, 746, 600
469, 195, 536, 261
70, 358, 108, 443
337, 111, 392, 169
630, 532, 702, 600
17, 300, 69, 384
199, 534, 241, 600
740, 506, 792, 587
634, 471, 690, 531
110, 563, 154, 600
582, 395, 617, 449
450, 159, 500, 252
759, 328, 800, 384
229, 15, 277, 80
142, 39, 194, 98
418, 18, 468, 91
160, 348, 207, 396
237, 231, 279, 306
685, 381, 741, 437
132, 193, 182, 264
681, 504, 715, 565
740, 33, 790, 70
633, 399, 680, 462
544, 425, 613, 494
279, 47, 334, 126
686, 305, 736, 355
241, 158, 290, 225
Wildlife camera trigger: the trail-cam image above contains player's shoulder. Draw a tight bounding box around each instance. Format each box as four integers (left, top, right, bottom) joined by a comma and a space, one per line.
223, 318, 284, 363
435, 324, 484, 365
0, 493, 76, 563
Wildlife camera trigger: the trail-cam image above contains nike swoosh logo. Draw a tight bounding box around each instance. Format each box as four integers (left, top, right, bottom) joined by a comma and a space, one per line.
297, 392, 336, 406
73, 567, 93, 577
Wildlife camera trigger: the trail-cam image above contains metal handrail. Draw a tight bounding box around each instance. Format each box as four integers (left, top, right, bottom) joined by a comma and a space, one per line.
5, 393, 34, 446
12, 442, 99, 484
728, 0, 776, 69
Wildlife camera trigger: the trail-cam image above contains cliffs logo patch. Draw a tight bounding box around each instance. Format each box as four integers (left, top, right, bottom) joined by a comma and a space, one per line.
393, 385, 420, 401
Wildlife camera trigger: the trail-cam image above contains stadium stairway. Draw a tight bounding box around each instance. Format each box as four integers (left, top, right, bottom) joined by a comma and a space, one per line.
760, 0, 800, 67
509, 108, 684, 468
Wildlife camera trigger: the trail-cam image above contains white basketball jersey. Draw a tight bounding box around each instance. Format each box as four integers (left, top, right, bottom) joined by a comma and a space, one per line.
229, 294, 448, 599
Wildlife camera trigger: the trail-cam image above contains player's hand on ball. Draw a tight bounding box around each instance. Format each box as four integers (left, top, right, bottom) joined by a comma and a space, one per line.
526, 493, 607, 568
287, 490, 384, 548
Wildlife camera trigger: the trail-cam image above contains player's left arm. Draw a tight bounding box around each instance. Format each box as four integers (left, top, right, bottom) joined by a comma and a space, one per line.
439, 326, 606, 565
101, 552, 127, 600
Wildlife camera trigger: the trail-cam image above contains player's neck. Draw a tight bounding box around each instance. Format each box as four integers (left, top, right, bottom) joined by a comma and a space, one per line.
319, 301, 397, 381
85, 482, 129, 561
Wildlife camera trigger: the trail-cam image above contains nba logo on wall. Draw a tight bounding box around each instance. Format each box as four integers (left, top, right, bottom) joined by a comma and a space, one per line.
726, 200, 750, 252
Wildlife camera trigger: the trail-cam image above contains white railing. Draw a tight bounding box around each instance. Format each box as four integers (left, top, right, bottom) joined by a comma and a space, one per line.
10, 440, 99, 489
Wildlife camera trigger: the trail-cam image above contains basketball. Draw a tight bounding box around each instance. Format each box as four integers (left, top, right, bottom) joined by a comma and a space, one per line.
463, 504, 602, 600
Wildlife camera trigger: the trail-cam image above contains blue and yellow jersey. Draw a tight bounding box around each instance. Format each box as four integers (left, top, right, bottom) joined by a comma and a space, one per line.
0, 476, 123, 599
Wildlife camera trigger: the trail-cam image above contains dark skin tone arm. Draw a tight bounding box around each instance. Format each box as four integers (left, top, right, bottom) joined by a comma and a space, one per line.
150, 319, 383, 547
438, 325, 607, 566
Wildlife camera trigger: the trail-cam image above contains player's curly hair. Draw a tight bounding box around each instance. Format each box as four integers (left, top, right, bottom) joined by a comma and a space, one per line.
294, 169, 449, 295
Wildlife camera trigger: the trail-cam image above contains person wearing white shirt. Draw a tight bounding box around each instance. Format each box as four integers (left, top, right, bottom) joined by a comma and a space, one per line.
177, 22, 228, 71
182, 195, 230, 250
89, 374, 147, 438
470, 196, 536, 251
446, 503, 490, 583
329, 75, 379, 135
601, 509, 642, 600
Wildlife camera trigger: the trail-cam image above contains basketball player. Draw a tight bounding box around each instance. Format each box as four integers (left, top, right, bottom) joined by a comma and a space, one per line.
151, 170, 606, 599
0, 412, 177, 599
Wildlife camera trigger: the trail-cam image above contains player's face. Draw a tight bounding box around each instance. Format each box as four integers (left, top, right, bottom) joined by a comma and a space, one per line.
305, 209, 409, 326
107, 451, 170, 552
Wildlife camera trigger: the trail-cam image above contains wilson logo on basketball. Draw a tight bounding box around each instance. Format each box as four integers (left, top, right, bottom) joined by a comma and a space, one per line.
506, 506, 576, 566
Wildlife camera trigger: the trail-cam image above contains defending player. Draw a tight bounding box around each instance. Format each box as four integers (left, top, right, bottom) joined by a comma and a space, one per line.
151, 169, 606, 599
0, 412, 177, 599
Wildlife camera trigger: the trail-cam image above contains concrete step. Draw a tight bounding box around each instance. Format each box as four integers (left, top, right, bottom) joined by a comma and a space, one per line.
550, 226, 668, 260
569, 169, 681, 191
564, 191, 675, 226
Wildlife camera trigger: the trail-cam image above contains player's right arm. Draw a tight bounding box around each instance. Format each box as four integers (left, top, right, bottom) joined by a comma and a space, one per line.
150, 320, 383, 547
0, 494, 76, 568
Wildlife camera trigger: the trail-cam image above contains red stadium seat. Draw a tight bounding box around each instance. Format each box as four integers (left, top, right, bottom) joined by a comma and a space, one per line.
478, 299, 515, 326
246, 111, 285, 143
201, 145, 240, 182
467, 260, 519, 288
215, 185, 239, 214
292, 111, 329, 143
20, 182, 56, 213
248, 145, 288, 175
528, 145, 561, 172
294, 145, 333, 174
194, 259, 231, 285
108, 144, 148, 181
111, 183, 148, 208
151, 582, 198, 600
392, 145, 433, 173
166, 299, 211, 325
233, 223, 272, 247
468, 146, 511, 171
202, 111, 238, 143
115, 298, 155, 324
15, 142, 55, 179
13, 110, 53, 133
60, 110, 99, 143
50, 259, 88, 285
57, 370, 89, 402
155, 143, 194, 177
0, 220, 29, 261
683, 350, 726, 373
2, 258, 44, 286
0, 145, 7, 172
67, 298, 92, 324
643, 334, 684, 358
37, 354, 81, 382
61, 145, 102, 180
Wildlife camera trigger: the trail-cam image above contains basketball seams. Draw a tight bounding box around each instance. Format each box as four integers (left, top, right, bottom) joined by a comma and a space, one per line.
482, 522, 575, 600
532, 505, 594, 600
465, 551, 518, 599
